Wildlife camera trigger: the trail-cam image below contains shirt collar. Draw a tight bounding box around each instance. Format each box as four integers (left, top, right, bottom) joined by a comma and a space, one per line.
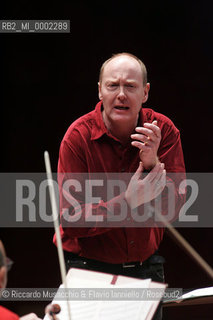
91, 101, 108, 140
91, 101, 145, 140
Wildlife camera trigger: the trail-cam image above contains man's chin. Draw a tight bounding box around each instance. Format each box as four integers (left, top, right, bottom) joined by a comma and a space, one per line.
111, 114, 135, 123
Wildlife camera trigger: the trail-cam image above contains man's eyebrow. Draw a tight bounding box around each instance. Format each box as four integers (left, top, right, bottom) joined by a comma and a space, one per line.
105, 79, 137, 84
125, 80, 138, 84
105, 79, 118, 83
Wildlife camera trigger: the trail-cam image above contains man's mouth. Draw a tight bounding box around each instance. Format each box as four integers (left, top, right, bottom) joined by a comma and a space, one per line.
114, 106, 129, 110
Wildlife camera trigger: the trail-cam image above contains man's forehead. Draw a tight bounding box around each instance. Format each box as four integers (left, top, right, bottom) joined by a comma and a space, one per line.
103, 56, 142, 79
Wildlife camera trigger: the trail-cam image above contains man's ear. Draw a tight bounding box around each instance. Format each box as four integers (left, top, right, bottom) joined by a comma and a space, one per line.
98, 82, 103, 100
0, 266, 7, 289
142, 82, 150, 103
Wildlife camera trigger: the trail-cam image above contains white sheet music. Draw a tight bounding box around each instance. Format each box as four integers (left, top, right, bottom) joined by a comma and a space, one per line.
43, 269, 166, 320
181, 286, 213, 300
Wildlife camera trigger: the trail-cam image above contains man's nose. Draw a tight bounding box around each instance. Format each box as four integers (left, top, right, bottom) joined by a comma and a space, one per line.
117, 86, 126, 100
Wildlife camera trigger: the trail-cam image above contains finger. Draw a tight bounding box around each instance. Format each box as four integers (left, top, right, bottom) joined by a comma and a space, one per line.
131, 133, 150, 143
135, 127, 158, 141
135, 126, 154, 136
132, 161, 144, 180
143, 123, 161, 138
154, 167, 166, 187
154, 169, 166, 196
151, 162, 164, 173
131, 140, 151, 150
145, 162, 164, 183
146, 169, 166, 203
131, 134, 152, 148
159, 169, 166, 188
144, 163, 161, 184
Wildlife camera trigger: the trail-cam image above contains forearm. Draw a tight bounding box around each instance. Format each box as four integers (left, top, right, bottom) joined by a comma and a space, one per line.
61, 192, 131, 238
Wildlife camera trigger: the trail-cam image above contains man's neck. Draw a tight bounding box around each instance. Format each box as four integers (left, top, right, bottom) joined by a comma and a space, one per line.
103, 117, 138, 145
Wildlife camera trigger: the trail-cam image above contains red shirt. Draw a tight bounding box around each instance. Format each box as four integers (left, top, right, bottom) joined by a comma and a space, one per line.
0, 306, 19, 320
55, 101, 185, 263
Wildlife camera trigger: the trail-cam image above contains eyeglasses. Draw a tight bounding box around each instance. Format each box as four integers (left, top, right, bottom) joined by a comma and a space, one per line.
6, 257, 14, 271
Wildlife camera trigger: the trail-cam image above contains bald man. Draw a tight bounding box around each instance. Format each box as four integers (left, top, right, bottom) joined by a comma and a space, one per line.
55, 53, 185, 319
0, 240, 42, 320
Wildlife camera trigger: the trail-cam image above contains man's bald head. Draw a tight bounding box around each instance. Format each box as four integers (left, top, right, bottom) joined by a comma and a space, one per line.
99, 53, 148, 86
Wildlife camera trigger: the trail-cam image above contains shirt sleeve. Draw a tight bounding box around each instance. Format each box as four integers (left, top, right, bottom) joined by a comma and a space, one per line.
0, 306, 19, 320
159, 122, 186, 224
149, 117, 186, 226
58, 134, 132, 238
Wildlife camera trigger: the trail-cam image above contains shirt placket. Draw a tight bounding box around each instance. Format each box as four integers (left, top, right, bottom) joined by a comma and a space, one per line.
116, 145, 140, 261
117, 144, 128, 173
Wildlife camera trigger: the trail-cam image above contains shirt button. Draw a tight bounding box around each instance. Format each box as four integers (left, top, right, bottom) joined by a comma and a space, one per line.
129, 240, 135, 245
121, 168, 125, 172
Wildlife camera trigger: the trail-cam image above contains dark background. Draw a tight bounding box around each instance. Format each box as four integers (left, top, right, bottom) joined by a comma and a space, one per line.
1, 1, 213, 319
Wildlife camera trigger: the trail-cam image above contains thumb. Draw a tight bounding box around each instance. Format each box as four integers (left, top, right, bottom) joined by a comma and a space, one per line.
133, 161, 144, 180
152, 120, 158, 126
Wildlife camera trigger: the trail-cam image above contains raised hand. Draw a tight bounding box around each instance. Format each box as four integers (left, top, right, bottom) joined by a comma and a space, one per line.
131, 120, 161, 170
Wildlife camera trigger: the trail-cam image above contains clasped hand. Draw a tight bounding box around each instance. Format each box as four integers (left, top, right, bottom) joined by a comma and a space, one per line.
125, 161, 166, 210
131, 120, 161, 170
